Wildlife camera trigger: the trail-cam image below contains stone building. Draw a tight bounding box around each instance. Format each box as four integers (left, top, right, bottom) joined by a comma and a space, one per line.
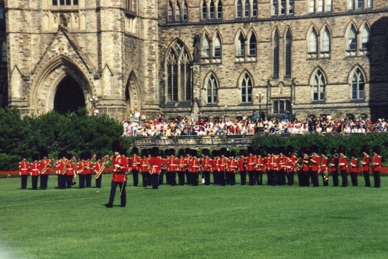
0, 0, 388, 121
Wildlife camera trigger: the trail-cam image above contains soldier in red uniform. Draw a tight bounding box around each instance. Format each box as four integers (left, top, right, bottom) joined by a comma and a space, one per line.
165, 149, 177, 186
140, 150, 150, 187
371, 146, 382, 188
106, 151, 127, 208
129, 147, 141, 187
77, 155, 87, 188
219, 150, 228, 186
320, 153, 329, 187
93, 154, 105, 188
338, 152, 348, 187
246, 151, 256, 186
287, 152, 297, 186
29, 155, 40, 190
177, 149, 187, 185
18, 156, 29, 189
201, 149, 212, 185
361, 145, 371, 187
66, 156, 76, 188
301, 153, 310, 187
257, 153, 265, 186
227, 152, 238, 185
149, 147, 164, 189
278, 151, 287, 186
237, 151, 246, 185
349, 149, 359, 187
39, 155, 51, 189
329, 150, 339, 187
189, 151, 201, 186
310, 152, 320, 187
56, 153, 68, 189
84, 152, 93, 188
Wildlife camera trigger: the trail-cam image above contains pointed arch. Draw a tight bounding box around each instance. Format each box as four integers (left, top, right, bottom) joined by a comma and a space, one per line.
175, 1, 181, 21
235, 30, 246, 57
213, 31, 222, 58
236, 0, 242, 18
201, 32, 211, 58
247, 29, 257, 57
308, 26, 318, 53
201, 0, 207, 20
244, 0, 250, 18
217, 0, 223, 19
204, 71, 219, 104
165, 39, 193, 103
346, 22, 358, 51
309, 68, 327, 102
167, 0, 173, 22
360, 22, 371, 50
239, 70, 254, 103
210, 0, 215, 19
252, 0, 258, 17
285, 28, 292, 77
182, 1, 188, 21
125, 71, 142, 115
348, 65, 366, 100
273, 29, 280, 78
321, 25, 331, 53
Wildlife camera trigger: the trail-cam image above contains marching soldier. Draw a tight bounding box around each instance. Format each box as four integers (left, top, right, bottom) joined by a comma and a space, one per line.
257, 153, 265, 185
39, 156, 51, 189
140, 150, 150, 187
246, 151, 256, 186
310, 152, 320, 187
166, 149, 178, 186
189, 151, 201, 186
361, 146, 371, 187
177, 149, 187, 185
56, 153, 67, 189
320, 153, 329, 187
66, 156, 76, 188
227, 152, 238, 185
18, 156, 29, 189
129, 147, 141, 187
301, 153, 310, 187
349, 149, 359, 187
93, 154, 105, 188
329, 151, 339, 187
278, 151, 287, 186
338, 151, 348, 187
30, 156, 40, 190
371, 146, 382, 188
106, 151, 127, 208
286, 153, 296, 186
149, 147, 163, 189
77, 156, 87, 188
202, 149, 212, 185
84, 153, 93, 188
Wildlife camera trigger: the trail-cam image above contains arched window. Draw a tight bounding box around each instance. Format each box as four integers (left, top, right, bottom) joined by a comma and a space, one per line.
252, 0, 258, 17
321, 27, 331, 53
348, 25, 357, 51
273, 31, 279, 78
175, 2, 181, 21
183, 1, 188, 21
312, 70, 325, 101
167, 1, 173, 22
207, 74, 218, 104
213, 34, 222, 58
361, 25, 370, 50
1, 41, 7, 63
202, 35, 210, 58
280, 0, 286, 15
237, 0, 242, 18
309, 29, 318, 53
217, 0, 223, 19
210, 0, 215, 19
285, 30, 292, 77
241, 73, 252, 103
236, 33, 245, 57
166, 41, 192, 102
357, 0, 364, 9
244, 0, 250, 18
248, 33, 257, 57
351, 68, 365, 100
202, 0, 207, 20
272, 0, 278, 15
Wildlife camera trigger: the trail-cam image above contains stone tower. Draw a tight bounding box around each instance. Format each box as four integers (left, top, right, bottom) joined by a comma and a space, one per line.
2, 0, 159, 119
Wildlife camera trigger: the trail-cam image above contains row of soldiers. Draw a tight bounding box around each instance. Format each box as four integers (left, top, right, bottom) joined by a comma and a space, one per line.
18, 145, 383, 191
18, 152, 108, 190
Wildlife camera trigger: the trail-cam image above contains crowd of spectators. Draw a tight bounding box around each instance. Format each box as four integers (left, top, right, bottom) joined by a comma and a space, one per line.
121, 110, 387, 137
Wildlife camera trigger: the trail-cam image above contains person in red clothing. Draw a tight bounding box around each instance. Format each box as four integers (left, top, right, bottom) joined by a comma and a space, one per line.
310, 152, 320, 187
84, 152, 93, 188
29, 155, 40, 190
286, 153, 296, 186
201, 149, 212, 185
106, 151, 128, 208
246, 152, 256, 186
18, 156, 29, 189
189, 151, 201, 186
39, 155, 51, 189
371, 146, 382, 188
148, 147, 164, 189
256, 153, 265, 185
338, 151, 348, 187
129, 147, 141, 187
301, 153, 310, 187
361, 145, 371, 187
349, 149, 359, 187
140, 150, 150, 187
320, 153, 329, 187
227, 152, 238, 185
66, 156, 76, 188
237, 152, 246, 185
177, 149, 187, 186
165, 149, 177, 186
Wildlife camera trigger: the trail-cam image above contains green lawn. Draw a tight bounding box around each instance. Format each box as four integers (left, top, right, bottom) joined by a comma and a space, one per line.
1, 175, 387, 259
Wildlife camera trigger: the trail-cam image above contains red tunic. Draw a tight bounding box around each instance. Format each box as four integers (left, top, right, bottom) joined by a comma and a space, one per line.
29, 162, 40, 176
310, 156, 320, 172
202, 157, 212, 172
361, 154, 370, 172
39, 159, 51, 175
246, 155, 256, 172
112, 156, 127, 182
140, 158, 149, 173
257, 157, 265, 172
131, 155, 141, 171
237, 157, 245, 172
350, 158, 359, 173
149, 157, 163, 174
227, 158, 238, 173
339, 157, 348, 172
190, 158, 201, 173
372, 155, 382, 172
320, 157, 328, 172
19, 160, 29, 176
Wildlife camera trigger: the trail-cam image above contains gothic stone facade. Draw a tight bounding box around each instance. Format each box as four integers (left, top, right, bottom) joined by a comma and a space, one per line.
1, 0, 388, 121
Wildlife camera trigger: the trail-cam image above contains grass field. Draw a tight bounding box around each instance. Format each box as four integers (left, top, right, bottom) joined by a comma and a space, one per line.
1, 175, 388, 259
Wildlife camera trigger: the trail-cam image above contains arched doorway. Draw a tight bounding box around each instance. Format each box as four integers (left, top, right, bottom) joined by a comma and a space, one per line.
54, 76, 85, 114
125, 72, 141, 118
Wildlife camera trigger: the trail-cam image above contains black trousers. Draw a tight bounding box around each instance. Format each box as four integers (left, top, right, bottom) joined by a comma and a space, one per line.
310, 171, 319, 187
178, 172, 185, 185
95, 175, 102, 188
278, 171, 286, 186
79, 174, 86, 188
159, 171, 164, 185
31, 176, 39, 190
248, 171, 255, 186
191, 173, 199, 186
257, 172, 263, 185
20, 175, 28, 189
287, 172, 294, 186
203, 172, 211, 185
141, 173, 148, 187
132, 170, 139, 186
340, 170, 348, 187
321, 173, 329, 187
151, 174, 159, 189
363, 171, 371, 187
332, 171, 339, 187
107, 181, 126, 206
373, 171, 380, 188
85, 174, 92, 187
40, 174, 49, 189
240, 171, 247, 185
66, 175, 74, 188
350, 172, 358, 186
